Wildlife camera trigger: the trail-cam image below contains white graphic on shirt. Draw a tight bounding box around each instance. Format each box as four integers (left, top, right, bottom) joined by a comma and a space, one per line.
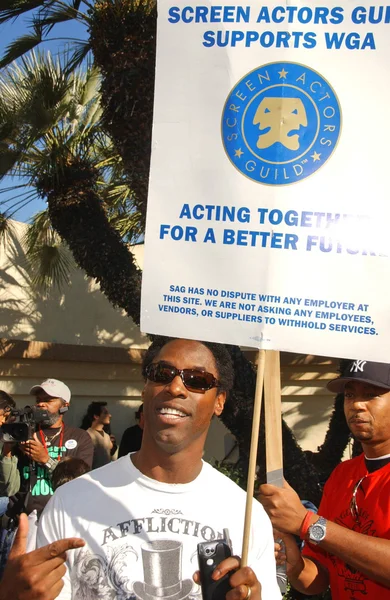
72, 540, 200, 600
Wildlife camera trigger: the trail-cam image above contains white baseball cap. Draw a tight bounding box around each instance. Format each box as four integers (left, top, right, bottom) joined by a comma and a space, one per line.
30, 379, 71, 404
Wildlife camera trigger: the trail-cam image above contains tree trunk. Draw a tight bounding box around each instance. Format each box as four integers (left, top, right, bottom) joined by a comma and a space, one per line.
89, 0, 157, 230
39, 157, 142, 325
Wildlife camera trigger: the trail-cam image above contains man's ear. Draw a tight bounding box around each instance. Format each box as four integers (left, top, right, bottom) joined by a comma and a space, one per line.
214, 391, 226, 417
59, 402, 69, 414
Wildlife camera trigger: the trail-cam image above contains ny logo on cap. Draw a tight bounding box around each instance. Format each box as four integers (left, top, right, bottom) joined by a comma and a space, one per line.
350, 360, 367, 373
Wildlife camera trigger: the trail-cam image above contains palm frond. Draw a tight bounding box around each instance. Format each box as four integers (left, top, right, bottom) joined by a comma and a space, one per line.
0, 0, 47, 26
38, 3, 89, 35
23, 209, 75, 291
0, 0, 90, 70
0, 148, 23, 178
108, 210, 144, 244
0, 30, 42, 69
80, 66, 101, 106
30, 243, 74, 292
23, 209, 54, 250
63, 41, 92, 75
0, 212, 15, 247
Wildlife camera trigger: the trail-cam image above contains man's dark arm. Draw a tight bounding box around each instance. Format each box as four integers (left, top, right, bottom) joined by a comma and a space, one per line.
260, 481, 390, 591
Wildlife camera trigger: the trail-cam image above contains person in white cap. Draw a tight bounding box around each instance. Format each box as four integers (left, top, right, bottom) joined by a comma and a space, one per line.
0, 378, 93, 520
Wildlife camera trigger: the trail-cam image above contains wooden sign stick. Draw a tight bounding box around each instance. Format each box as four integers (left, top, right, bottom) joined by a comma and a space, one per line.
241, 349, 266, 567
264, 350, 287, 593
264, 350, 283, 488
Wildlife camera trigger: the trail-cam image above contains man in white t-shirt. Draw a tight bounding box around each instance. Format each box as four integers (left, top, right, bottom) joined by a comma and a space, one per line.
3, 337, 280, 600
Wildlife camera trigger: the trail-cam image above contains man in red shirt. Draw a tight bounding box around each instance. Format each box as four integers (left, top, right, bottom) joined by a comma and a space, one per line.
259, 359, 390, 599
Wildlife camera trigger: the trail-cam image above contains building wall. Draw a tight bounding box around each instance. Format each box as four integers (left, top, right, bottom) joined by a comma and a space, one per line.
0, 220, 147, 349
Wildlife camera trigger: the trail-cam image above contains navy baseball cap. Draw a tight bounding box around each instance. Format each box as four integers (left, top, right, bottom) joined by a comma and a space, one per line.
327, 360, 390, 393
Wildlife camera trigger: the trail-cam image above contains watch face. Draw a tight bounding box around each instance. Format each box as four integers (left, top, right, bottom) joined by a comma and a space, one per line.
311, 524, 325, 541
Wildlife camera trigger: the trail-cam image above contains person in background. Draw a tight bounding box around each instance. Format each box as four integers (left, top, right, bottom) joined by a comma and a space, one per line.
261, 359, 390, 599
118, 403, 144, 457
0, 381, 93, 576
0, 391, 17, 516
0, 379, 94, 518
51, 457, 90, 491
25, 457, 91, 553
81, 401, 116, 469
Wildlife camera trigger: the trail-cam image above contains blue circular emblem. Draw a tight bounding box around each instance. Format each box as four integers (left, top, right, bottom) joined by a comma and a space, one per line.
221, 62, 341, 185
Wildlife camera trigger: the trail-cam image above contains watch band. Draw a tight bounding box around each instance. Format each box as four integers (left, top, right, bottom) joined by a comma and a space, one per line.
44, 456, 58, 474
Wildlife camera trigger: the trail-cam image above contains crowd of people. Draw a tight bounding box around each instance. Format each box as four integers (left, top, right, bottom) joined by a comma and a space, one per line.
0, 337, 389, 600
0, 381, 144, 565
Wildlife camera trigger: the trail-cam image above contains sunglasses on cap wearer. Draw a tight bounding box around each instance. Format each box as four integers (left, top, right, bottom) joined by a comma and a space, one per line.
145, 362, 220, 393
350, 475, 368, 524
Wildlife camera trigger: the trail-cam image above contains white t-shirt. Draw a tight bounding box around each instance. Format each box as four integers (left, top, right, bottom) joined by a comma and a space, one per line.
37, 456, 281, 600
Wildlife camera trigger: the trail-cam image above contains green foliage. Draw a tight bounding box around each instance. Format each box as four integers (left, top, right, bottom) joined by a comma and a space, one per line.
213, 460, 247, 490
0, 50, 142, 290
23, 210, 75, 292
0, 28, 42, 68
0, 0, 91, 71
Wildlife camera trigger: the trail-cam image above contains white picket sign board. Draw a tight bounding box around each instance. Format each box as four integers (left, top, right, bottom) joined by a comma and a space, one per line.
141, 0, 390, 361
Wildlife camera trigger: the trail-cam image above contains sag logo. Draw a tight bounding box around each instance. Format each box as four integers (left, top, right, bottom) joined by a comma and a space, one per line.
350, 360, 367, 373
221, 62, 342, 185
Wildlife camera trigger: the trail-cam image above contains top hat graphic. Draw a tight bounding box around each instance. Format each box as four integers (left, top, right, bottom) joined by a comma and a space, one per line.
133, 540, 193, 600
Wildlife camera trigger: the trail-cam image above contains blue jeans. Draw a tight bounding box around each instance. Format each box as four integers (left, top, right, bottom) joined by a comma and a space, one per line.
0, 525, 16, 580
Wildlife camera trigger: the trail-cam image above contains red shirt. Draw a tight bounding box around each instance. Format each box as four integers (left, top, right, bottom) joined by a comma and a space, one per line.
303, 454, 390, 599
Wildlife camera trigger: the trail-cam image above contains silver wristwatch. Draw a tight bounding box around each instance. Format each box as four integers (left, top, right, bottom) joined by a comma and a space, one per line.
308, 516, 327, 545
44, 456, 58, 474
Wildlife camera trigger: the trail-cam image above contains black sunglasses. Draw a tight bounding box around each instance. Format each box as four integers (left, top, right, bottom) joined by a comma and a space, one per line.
145, 362, 220, 392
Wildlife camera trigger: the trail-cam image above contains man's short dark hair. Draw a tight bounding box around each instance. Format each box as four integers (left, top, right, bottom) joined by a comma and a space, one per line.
142, 337, 234, 395
80, 401, 108, 430
135, 403, 144, 419
0, 390, 16, 412
52, 457, 90, 491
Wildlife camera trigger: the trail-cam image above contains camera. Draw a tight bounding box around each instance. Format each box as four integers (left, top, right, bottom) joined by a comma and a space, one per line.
197, 529, 233, 600
0, 406, 49, 442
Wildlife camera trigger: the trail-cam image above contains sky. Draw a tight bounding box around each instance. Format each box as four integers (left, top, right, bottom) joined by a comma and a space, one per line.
0, 11, 89, 223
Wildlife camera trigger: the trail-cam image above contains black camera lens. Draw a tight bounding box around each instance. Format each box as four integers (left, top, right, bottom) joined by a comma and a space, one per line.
2, 422, 30, 442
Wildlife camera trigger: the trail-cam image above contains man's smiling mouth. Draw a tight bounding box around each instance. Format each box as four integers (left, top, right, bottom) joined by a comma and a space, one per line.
156, 407, 188, 418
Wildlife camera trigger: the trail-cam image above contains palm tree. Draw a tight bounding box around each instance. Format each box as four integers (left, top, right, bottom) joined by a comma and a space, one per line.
0, 0, 157, 229
0, 50, 142, 317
